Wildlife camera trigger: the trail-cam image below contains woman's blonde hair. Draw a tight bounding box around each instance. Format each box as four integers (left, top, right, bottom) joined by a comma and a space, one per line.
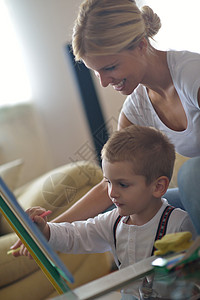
72, 0, 161, 61
101, 125, 175, 185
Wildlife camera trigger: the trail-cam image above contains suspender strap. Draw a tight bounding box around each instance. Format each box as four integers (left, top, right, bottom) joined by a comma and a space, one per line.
113, 215, 123, 248
151, 205, 175, 256
113, 215, 123, 266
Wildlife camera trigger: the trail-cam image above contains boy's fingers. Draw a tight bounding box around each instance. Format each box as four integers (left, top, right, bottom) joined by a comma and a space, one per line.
10, 239, 22, 250
34, 215, 44, 223
12, 249, 22, 257
26, 207, 46, 220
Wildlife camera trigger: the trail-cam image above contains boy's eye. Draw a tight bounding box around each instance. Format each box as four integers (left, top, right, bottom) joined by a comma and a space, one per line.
104, 179, 110, 184
119, 182, 129, 188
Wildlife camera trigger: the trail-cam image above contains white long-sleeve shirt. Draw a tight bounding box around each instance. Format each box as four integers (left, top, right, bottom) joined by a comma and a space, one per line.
48, 198, 197, 269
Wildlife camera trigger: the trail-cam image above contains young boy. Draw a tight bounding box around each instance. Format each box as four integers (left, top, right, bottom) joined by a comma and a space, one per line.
27, 125, 196, 271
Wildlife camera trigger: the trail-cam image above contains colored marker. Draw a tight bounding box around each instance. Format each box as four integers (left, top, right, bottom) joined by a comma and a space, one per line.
39, 210, 52, 218
7, 246, 22, 255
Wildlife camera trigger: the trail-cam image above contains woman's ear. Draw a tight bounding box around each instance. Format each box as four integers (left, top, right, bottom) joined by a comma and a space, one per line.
138, 37, 148, 54
153, 176, 169, 198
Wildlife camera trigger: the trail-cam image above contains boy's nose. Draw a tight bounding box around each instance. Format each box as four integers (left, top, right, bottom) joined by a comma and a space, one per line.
109, 185, 119, 199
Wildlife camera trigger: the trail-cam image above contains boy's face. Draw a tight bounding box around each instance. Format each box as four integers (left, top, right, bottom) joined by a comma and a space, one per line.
102, 159, 159, 223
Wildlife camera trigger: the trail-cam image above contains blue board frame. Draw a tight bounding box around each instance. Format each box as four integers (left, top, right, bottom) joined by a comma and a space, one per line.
0, 177, 74, 294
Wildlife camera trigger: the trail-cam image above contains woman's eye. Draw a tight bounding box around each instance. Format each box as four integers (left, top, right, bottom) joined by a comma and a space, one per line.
105, 65, 116, 71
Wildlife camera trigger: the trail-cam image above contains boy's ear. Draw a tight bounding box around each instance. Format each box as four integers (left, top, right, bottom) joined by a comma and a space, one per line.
153, 176, 169, 198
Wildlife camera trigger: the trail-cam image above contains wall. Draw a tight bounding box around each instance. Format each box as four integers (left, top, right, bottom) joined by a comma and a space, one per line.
0, 103, 52, 186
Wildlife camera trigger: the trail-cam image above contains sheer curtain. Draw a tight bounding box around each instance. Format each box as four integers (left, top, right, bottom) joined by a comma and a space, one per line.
0, 0, 31, 106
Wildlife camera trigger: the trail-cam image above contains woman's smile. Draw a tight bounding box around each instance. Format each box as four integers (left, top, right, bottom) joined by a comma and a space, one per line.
112, 79, 126, 91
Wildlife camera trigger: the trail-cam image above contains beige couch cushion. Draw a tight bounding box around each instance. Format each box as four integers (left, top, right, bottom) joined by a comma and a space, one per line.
0, 160, 103, 235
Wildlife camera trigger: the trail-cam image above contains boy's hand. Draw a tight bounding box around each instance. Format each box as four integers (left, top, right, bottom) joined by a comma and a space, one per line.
9, 206, 51, 257
26, 206, 51, 240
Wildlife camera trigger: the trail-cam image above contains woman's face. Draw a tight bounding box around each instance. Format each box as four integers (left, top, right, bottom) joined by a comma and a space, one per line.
83, 43, 147, 95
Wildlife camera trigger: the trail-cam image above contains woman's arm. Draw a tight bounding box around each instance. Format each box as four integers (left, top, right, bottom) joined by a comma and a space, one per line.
52, 179, 112, 223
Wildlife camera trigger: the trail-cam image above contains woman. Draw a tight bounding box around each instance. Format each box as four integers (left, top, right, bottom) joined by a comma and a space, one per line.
52, 0, 200, 233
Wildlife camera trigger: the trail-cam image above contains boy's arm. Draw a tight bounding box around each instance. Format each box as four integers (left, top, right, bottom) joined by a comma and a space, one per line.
10, 180, 112, 255
52, 179, 112, 223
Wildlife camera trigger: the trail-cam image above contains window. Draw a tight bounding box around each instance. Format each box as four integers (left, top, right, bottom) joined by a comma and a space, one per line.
139, 0, 199, 53
0, 1, 31, 106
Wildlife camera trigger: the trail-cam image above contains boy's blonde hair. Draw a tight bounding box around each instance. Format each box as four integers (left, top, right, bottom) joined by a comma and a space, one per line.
101, 125, 175, 185
72, 0, 161, 61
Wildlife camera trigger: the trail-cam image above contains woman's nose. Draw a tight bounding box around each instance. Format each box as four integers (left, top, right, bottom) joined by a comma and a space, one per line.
95, 71, 110, 88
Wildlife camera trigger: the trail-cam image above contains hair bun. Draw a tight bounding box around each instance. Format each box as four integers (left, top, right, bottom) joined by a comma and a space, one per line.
141, 6, 161, 38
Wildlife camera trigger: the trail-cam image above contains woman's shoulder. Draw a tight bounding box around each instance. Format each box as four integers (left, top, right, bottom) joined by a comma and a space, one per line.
167, 50, 200, 78
167, 49, 200, 65
167, 50, 200, 103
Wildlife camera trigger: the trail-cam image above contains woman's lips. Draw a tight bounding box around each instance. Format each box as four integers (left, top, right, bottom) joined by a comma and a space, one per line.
112, 79, 126, 91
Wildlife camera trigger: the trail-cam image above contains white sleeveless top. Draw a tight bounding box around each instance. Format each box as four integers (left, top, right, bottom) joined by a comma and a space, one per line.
122, 50, 200, 157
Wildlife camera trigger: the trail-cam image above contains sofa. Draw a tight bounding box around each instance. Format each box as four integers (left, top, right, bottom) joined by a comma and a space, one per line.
0, 160, 113, 300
